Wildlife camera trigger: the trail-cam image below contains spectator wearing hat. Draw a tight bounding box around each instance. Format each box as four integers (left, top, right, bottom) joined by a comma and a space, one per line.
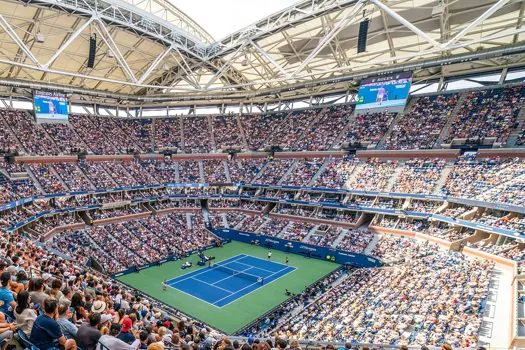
118, 316, 136, 344
30, 297, 77, 350
91, 300, 106, 314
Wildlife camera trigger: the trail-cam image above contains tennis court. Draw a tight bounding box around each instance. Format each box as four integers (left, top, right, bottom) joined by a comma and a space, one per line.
117, 241, 340, 333
166, 254, 295, 307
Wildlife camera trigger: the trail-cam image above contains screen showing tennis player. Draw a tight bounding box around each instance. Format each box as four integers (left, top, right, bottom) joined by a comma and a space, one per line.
355, 72, 412, 111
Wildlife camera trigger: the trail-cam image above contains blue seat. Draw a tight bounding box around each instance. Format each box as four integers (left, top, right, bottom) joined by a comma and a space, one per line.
16, 329, 39, 350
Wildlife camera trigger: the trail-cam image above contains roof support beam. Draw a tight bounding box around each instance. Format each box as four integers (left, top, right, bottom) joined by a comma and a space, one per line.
43, 17, 94, 69
513, 0, 525, 43
0, 14, 40, 66
95, 20, 138, 84
379, 9, 396, 60
250, 40, 290, 78
444, 0, 510, 48
291, 0, 366, 78
137, 46, 172, 85
171, 48, 202, 89
370, 0, 442, 49
204, 40, 250, 89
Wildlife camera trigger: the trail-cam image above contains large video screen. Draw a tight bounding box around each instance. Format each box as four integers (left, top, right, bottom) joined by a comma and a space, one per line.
33, 90, 69, 123
355, 72, 412, 112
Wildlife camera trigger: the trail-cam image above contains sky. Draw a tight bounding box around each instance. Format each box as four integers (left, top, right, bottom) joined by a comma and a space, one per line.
173, 0, 300, 40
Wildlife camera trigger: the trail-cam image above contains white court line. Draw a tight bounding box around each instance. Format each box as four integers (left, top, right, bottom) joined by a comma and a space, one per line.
237, 255, 291, 269
192, 277, 236, 294
166, 254, 248, 285
166, 283, 219, 308
234, 260, 279, 275
212, 265, 295, 306
215, 265, 297, 307
207, 264, 256, 286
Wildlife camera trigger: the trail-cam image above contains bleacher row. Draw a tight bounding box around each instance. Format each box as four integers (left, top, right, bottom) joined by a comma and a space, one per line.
1, 154, 524, 207
1, 163, 524, 273
1, 85, 525, 155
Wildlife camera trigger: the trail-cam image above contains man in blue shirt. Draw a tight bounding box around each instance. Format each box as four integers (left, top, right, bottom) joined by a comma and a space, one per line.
30, 297, 77, 350
0, 272, 15, 318
56, 303, 77, 340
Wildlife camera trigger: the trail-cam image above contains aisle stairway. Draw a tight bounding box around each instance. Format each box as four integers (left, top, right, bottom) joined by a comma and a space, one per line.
435, 92, 467, 146
507, 101, 525, 147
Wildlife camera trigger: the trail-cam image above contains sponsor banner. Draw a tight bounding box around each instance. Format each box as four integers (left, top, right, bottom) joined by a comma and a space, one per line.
213, 228, 383, 268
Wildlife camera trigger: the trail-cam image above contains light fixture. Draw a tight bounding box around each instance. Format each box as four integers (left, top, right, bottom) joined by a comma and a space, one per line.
35, 32, 45, 43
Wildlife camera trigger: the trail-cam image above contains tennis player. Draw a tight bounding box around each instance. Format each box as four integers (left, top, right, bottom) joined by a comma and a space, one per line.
162, 280, 167, 291
267, 250, 272, 259
285, 256, 289, 265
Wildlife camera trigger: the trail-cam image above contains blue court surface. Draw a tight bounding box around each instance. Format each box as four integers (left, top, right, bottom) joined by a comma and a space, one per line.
166, 254, 296, 307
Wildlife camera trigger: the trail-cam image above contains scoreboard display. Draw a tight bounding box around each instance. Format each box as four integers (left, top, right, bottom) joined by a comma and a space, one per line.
33, 90, 69, 123
355, 72, 412, 112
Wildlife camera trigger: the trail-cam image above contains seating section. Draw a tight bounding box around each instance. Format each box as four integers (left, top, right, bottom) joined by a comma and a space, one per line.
441, 156, 525, 205
241, 113, 286, 150
392, 159, 446, 194
385, 94, 458, 149
446, 86, 525, 143
0, 83, 524, 156
345, 112, 395, 146
348, 159, 398, 191
213, 115, 243, 149
183, 116, 212, 153
275, 236, 492, 347
296, 106, 350, 151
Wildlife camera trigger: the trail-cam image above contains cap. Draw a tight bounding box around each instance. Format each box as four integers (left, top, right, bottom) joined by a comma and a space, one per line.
122, 317, 133, 332
100, 314, 113, 323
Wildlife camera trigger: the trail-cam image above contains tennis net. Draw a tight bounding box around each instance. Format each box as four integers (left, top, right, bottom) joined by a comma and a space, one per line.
211, 263, 264, 284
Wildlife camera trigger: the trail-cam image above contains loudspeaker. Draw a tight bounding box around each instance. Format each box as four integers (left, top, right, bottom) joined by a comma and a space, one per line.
357, 19, 369, 53
87, 34, 97, 68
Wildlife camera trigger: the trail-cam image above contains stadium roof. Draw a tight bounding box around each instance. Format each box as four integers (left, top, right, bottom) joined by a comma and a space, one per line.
0, 0, 524, 104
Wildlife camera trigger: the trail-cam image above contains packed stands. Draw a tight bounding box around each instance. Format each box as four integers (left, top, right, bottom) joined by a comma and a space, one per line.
265, 110, 318, 150
275, 236, 492, 347
446, 86, 525, 144
348, 159, 398, 191
241, 113, 286, 150
183, 116, 212, 153
212, 115, 243, 149
385, 94, 458, 149
345, 111, 395, 147
391, 159, 446, 194
296, 106, 350, 151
